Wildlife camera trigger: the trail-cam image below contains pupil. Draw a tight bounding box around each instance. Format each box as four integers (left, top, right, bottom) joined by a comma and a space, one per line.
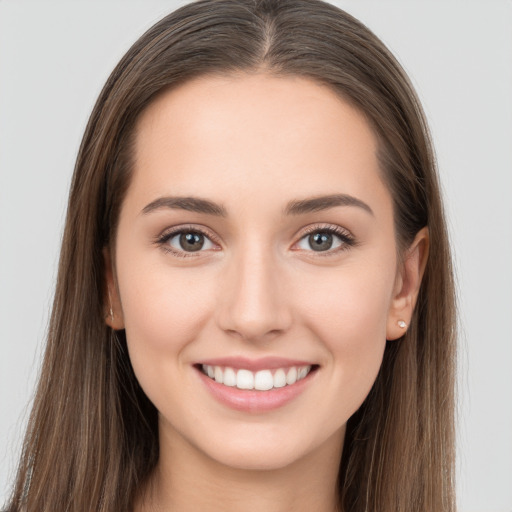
180, 232, 204, 252
309, 232, 333, 251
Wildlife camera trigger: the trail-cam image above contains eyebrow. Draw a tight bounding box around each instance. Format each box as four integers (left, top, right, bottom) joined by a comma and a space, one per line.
284, 194, 374, 216
142, 196, 227, 217
141, 193, 373, 217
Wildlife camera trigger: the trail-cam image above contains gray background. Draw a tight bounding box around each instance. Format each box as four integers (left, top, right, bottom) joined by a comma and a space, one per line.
1, 1, 511, 510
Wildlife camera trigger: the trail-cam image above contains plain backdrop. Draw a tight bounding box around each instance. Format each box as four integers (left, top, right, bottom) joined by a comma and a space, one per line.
1, 1, 511, 510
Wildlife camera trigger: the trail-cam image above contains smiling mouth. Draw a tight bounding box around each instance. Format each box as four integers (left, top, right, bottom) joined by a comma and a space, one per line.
197, 364, 317, 391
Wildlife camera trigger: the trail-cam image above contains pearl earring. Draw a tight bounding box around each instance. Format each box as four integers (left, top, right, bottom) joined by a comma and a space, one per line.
108, 289, 114, 322
397, 320, 407, 329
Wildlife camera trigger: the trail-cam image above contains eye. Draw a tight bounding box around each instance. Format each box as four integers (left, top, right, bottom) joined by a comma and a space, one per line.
157, 227, 217, 257
295, 226, 355, 254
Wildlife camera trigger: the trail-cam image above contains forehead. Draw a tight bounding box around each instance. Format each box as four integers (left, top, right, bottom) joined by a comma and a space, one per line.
128, 72, 390, 216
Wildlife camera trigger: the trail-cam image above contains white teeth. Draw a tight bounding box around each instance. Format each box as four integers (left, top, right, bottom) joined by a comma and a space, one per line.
214, 366, 223, 384
201, 364, 312, 390
223, 367, 236, 387
273, 368, 287, 388
254, 370, 273, 391
237, 369, 254, 390
298, 366, 308, 380
286, 367, 297, 385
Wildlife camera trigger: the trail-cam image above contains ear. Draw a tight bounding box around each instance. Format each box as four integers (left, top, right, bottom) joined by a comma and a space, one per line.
386, 227, 429, 340
103, 247, 125, 330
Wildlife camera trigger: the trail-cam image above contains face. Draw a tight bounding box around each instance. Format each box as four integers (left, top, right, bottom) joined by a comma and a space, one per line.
108, 73, 418, 471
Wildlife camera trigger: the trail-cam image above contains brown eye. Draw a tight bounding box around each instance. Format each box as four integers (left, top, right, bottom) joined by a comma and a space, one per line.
179, 232, 205, 252
295, 226, 355, 254
308, 232, 334, 251
164, 230, 215, 254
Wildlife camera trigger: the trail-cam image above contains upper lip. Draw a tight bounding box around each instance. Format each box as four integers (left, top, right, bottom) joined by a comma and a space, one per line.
195, 356, 317, 372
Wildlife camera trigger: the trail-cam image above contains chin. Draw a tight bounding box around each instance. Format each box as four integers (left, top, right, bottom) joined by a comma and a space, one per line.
193, 424, 342, 473
207, 445, 308, 472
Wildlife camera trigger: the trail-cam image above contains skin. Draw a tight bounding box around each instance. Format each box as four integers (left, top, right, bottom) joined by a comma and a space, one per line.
105, 73, 428, 512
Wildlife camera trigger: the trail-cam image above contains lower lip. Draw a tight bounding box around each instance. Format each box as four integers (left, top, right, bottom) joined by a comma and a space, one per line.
196, 367, 316, 413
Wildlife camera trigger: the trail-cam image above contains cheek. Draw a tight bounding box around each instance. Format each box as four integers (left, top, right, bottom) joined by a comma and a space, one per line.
296, 256, 395, 401
116, 254, 215, 379
301, 259, 394, 338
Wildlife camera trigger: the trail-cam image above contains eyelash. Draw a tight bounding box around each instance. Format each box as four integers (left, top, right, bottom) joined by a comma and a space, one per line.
298, 225, 356, 257
155, 224, 220, 259
155, 224, 356, 259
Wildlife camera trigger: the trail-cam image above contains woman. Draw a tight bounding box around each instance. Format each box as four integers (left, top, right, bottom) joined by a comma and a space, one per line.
5, 0, 456, 510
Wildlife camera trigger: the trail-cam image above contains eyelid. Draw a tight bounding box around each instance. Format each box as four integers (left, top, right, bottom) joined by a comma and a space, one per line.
154, 224, 222, 258
292, 223, 356, 256
157, 224, 221, 243
298, 223, 353, 239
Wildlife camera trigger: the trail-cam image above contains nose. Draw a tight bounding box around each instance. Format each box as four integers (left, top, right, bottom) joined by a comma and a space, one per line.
216, 244, 292, 343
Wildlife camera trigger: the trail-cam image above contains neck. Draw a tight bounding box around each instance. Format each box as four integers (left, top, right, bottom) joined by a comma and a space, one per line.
136, 424, 344, 512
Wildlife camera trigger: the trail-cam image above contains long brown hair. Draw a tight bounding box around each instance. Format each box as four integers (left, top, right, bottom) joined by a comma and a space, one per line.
6, 1, 456, 510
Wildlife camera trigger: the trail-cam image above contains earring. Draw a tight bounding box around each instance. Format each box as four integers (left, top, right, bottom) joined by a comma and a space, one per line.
397, 320, 407, 329
108, 289, 114, 323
